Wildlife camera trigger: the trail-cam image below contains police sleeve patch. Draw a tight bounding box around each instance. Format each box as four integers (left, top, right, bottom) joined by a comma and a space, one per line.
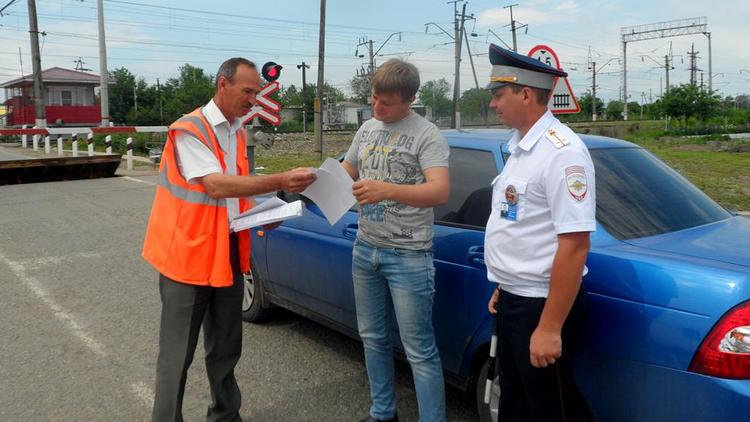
565, 165, 588, 201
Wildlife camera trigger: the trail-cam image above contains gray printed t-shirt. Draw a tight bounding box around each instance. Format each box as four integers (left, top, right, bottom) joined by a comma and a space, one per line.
344, 111, 449, 250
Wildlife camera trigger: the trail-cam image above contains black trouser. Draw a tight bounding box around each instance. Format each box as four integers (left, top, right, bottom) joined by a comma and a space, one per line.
152, 234, 244, 422
496, 289, 589, 422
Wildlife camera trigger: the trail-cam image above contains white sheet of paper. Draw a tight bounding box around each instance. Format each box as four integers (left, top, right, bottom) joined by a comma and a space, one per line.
301, 158, 356, 225
230, 199, 304, 232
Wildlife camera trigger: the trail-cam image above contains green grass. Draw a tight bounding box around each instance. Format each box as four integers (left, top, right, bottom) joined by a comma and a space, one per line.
626, 136, 750, 211
649, 149, 750, 212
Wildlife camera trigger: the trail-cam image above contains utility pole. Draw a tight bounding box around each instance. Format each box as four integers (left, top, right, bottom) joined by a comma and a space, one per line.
708, 33, 712, 92
505, 3, 518, 52
133, 83, 138, 116
97, 0, 109, 126
503, 3, 527, 52
665, 55, 670, 94
622, 40, 628, 120
687, 43, 700, 87
314, 0, 325, 159
27, 0, 45, 127
297, 61, 310, 135
591, 62, 597, 121
453, 1, 467, 129
156, 78, 163, 125
462, 24, 487, 125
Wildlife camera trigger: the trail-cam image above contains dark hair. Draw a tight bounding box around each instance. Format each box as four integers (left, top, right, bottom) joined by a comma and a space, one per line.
370, 59, 420, 101
509, 83, 551, 106
215, 57, 256, 88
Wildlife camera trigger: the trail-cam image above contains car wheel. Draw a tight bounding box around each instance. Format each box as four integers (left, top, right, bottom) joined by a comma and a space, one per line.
242, 268, 271, 322
476, 358, 501, 422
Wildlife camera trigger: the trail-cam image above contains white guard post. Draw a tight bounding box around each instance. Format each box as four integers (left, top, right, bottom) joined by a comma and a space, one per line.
44, 135, 51, 154
126, 137, 133, 170
87, 133, 94, 156
72, 133, 78, 157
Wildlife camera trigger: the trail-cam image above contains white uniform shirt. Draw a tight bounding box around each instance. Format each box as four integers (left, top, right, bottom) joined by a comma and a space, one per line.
174, 99, 243, 223
484, 110, 596, 298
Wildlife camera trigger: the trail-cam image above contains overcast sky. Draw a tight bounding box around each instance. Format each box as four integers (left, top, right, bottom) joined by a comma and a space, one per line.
1, 0, 748, 104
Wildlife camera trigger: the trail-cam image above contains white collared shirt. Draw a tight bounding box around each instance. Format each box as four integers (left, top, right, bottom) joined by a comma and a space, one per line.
174, 99, 243, 222
484, 110, 596, 298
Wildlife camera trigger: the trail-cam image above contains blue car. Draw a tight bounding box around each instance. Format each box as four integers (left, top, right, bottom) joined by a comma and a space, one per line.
242, 129, 750, 421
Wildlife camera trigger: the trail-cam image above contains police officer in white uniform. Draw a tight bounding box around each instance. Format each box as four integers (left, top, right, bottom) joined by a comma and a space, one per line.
484, 43, 595, 421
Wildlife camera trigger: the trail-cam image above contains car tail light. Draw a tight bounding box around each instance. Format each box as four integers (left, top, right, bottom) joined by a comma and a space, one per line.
689, 300, 750, 379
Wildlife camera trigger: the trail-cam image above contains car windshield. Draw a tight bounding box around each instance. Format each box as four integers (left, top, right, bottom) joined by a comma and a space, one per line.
591, 147, 731, 240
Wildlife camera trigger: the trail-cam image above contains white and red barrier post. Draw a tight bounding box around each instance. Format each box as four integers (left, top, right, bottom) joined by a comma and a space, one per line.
72, 133, 79, 157
126, 137, 133, 170
87, 132, 94, 156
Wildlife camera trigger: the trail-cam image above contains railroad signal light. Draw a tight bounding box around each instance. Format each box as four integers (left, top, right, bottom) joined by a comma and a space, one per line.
262, 62, 282, 82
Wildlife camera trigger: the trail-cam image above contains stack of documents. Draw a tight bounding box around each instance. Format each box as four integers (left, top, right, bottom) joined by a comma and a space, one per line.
230, 197, 303, 232
230, 158, 356, 232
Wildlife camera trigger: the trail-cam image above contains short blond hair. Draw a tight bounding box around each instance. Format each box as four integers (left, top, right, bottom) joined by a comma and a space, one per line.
370, 59, 420, 101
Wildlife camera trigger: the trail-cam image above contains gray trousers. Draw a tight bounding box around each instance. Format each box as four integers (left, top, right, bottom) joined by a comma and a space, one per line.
152, 234, 244, 422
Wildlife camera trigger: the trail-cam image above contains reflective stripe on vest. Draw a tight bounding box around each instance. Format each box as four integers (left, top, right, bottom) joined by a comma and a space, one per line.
157, 162, 226, 207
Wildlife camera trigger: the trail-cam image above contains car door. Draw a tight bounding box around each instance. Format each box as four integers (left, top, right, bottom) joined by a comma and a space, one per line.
263, 182, 361, 333
430, 144, 504, 375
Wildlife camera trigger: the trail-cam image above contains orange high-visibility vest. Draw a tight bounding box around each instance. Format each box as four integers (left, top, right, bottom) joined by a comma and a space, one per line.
142, 108, 251, 287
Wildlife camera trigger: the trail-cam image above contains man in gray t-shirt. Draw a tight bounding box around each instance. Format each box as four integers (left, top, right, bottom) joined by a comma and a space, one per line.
344, 110, 448, 250
341, 59, 449, 422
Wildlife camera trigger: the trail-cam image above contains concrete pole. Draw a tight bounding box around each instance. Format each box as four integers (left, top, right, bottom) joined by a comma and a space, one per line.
665, 55, 670, 94
314, 0, 326, 159
592, 62, 597, 122
97, 0, 110, 126
706, 32, 712, 92
297, 62, 310, 135
622, 41, 628, 121
27, 0, 46, 128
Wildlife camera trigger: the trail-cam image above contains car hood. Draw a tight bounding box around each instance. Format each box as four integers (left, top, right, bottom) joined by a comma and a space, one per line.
625, 216, 750, 268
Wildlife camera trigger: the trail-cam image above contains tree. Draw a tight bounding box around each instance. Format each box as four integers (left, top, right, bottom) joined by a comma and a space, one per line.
459, 88, 491, 123
660, 83, 721, 126
109, 67, 137, 124
605, 100, 624, 120
576, 93, 604, 121
349, 74, 371, 104
419, 78, 452, 119
162, 64, 214, 124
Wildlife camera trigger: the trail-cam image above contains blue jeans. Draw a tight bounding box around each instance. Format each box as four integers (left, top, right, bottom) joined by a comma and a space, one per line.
352, 239, 446, 422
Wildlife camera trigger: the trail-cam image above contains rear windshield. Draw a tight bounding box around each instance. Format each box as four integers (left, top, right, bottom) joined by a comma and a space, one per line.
592, 147, 731, 240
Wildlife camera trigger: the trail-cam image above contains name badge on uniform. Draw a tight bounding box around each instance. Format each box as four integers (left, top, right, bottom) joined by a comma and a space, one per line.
500, 184, 519, 221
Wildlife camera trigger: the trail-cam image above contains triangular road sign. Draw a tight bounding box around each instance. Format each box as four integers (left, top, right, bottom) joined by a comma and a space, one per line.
527, 45, 581, 114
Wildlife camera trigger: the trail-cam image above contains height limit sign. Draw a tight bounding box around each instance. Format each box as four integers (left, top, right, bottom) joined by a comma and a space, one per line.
527, 45, 580, 114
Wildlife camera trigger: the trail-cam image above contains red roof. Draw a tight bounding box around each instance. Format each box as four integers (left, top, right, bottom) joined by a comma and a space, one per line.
0, 67, 101, 88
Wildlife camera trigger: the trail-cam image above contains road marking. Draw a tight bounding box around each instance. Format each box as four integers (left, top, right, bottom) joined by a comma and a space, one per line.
21, 252, 102, 269
129, 381, 155, 408
0, 252, 107, 357
123, 176, 156, 186
0, 252, 155, 407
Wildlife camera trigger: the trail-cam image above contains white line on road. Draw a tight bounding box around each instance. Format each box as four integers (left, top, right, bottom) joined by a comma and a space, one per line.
0, 252, 107, 357
122, 176, 156, 186
0, 252, 155, 407
130, 381, 155, 408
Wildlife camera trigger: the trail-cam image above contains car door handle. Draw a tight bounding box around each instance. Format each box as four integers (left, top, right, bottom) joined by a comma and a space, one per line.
467, 245, 485, 267
343, 224, 358, 239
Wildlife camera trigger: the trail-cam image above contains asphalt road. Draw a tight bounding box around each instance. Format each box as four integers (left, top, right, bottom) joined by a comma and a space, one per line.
0, 162, 478, 421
